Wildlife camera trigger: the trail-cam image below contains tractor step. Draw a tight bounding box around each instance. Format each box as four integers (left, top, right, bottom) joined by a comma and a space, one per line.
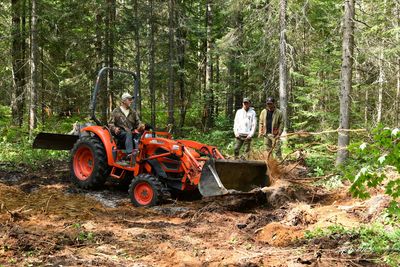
110, 166, 126, 179
115, 161, 134, 167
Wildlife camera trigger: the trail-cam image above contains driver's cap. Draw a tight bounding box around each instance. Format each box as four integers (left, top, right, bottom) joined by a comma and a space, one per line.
121, 92, 134, 101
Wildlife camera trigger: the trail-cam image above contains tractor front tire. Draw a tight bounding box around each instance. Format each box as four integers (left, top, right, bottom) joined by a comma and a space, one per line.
70, 136, 109, 189
128, 174, 165, 207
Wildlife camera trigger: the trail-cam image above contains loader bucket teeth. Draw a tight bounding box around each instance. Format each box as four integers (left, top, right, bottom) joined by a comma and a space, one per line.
199, 159, 269, 197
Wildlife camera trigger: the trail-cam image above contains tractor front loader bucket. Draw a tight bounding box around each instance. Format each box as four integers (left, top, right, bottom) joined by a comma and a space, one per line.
198, 159, 269, 197
33, 132, 79, 150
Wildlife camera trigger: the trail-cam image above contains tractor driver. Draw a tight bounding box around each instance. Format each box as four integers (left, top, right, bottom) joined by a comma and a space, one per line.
108, 92, 144, 160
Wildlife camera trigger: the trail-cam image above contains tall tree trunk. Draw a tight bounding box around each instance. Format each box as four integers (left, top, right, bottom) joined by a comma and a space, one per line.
336, 0, 355, 166
197, 3, 203, 102
377, 0, 387, 125
95, 9, 103, 68
396, 1, 400, 127
95, 7, 106, 123
29, 0, 39, 138
168, 0, 175, 126
177, 0, 187, 132
377, 49, 384, 124
233, 8, 243, 115
11, 0, 25, 127
397, 57, 400, 127
108, 0, 116, 114
364, 88, 369, 127
202, 0, 213, 131
41, 47, 45, 126
101, 0, 116, 123
21, 0, 27, 118
134, 0, 141, 114
101, 0, 110, 123
226, 58, 234, 119
279, 0, 288, 131
215, 55, 220, 118
148, 0, 156, 128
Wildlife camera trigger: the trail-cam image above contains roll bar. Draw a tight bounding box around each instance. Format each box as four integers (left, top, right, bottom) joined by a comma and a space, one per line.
90, 67, 138, 125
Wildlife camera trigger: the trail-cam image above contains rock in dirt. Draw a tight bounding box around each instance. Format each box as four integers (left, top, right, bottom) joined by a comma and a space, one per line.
284, 203, 317, 226
152, 206, 190, 216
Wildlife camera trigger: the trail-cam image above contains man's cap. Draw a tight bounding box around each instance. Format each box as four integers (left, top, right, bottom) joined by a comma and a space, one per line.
243, 97, 251, 103
266, 97, 275, 104
121, 92, 134, 101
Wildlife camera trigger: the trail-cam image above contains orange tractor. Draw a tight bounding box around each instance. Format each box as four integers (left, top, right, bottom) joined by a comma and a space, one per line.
33, 67, 268, 207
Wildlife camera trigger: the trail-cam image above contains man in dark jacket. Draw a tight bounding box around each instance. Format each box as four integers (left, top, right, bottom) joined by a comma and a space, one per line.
258, 97, 284, 159
108, 92, 142, 159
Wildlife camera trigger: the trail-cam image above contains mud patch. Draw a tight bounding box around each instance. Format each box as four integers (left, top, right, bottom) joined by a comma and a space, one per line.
0, 170, 25, 185
152, 206, 191, 217
200, 190, 267, 213
85, 190, 128, 208
237, 209, 287, 232
256, 222, 304, 247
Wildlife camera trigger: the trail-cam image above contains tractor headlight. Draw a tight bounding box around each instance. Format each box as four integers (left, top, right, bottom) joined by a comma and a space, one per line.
172, 145, 180, 151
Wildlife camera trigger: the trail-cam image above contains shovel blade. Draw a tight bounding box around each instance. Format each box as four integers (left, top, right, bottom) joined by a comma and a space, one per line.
33, 132, 79, 150
199, 159, 269, 197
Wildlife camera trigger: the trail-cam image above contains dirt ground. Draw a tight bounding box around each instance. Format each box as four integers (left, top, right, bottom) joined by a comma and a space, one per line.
0, 160, 391, 266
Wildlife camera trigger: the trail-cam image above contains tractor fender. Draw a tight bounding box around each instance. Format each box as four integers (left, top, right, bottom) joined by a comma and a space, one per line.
146, 159, 168, 179
81, 126, 116, 165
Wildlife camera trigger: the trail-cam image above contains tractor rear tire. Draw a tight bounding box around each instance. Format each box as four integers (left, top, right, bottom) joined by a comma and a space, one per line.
128, 174, 166, 207
70, 136, 109, 189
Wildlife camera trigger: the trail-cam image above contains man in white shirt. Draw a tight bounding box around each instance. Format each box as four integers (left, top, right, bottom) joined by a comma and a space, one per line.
233, 97, 257, 159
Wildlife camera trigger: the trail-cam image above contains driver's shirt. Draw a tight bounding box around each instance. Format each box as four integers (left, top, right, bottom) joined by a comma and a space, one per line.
108, 106, 140, 133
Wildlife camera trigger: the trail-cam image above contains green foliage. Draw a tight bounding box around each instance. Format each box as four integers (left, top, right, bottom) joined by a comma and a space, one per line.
345, 126, 400, 214
0, 105, 69, 168
314, 175, 343, 189
289, 0, 342, 132
305, 223, 400, 266
71, 223, 95, 243
183, 126, 234, 153
305, 152, 334, 177
76, 231, 94, 242
0, 131, 68, 168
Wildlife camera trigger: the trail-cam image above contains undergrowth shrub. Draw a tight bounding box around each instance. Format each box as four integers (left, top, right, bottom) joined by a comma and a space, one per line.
0, 106, 71, 168
305, 223, 400, 266
345, 125, 400, 215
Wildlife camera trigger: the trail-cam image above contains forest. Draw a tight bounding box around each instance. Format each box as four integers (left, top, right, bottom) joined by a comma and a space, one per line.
0, 0, 400, 266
